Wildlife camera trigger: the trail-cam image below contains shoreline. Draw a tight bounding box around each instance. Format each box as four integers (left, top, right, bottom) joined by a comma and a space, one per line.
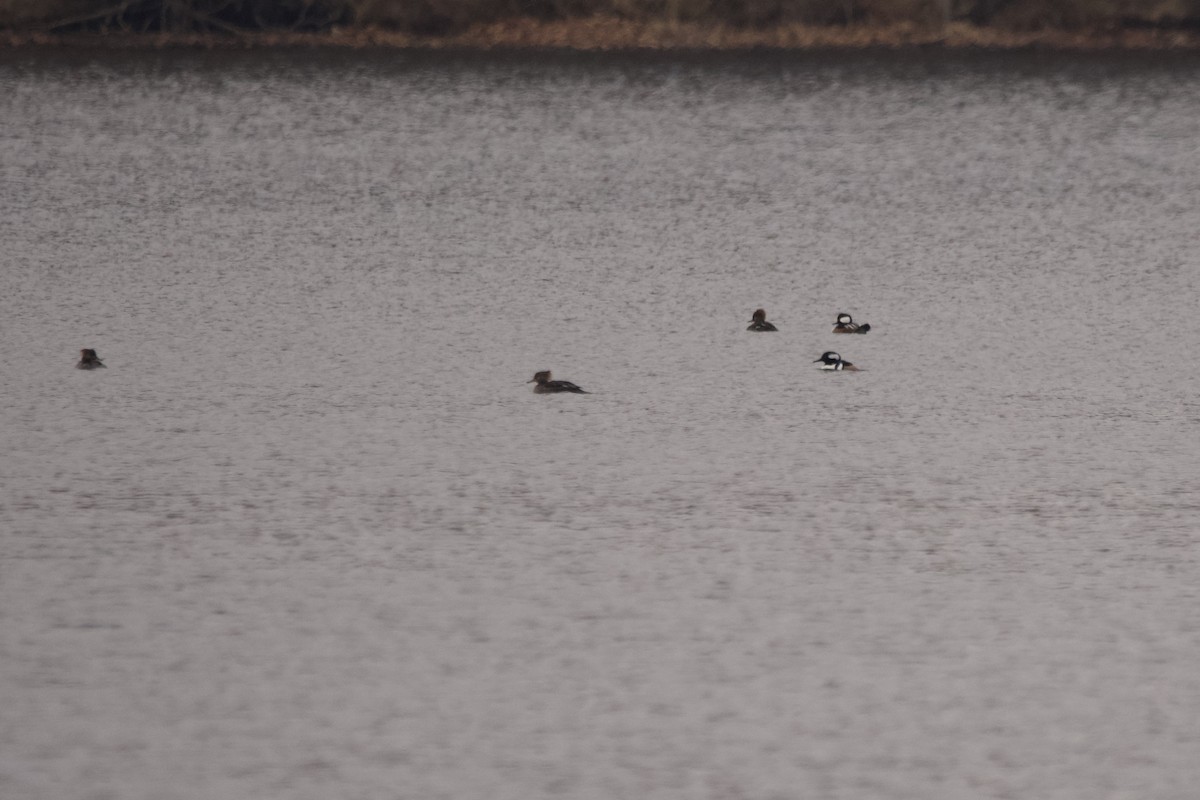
4, 19, 1200, 52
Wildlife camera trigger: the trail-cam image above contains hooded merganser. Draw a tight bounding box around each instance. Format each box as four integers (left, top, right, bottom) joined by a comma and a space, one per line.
747, 308, 778, 332
813, 351, 859, 371
832, 313, 870, 334
76, 348, 106, 370
528, 370, 589, 394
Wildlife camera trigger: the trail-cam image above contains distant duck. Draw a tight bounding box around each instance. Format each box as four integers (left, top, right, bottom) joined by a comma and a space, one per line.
832, 313, 870, 334
747, 308, 778, 332
813, 351, 860, 371
528, 370, 589, 394
76, 348, 106, 370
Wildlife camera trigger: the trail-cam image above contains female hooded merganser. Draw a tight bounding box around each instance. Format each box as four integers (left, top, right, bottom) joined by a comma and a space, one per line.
747, 308, 778, 332
76, 348, 106, 369
813, 351, 860, 371
528, 370, 589, 394
832, 313, 870, 334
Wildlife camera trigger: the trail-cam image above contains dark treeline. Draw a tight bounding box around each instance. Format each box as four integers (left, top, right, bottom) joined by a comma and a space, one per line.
3, 0, 1199, 37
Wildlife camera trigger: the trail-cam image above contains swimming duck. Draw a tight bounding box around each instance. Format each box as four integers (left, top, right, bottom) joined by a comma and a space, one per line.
76, 348, 106, 370
528, 370, 589, 394
832, 313, 870, 334
747, 308, 778, 332
813, 351, 859, 371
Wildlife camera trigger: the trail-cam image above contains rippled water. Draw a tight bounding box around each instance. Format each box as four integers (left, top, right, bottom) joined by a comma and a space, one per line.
2, 47, 1200, 799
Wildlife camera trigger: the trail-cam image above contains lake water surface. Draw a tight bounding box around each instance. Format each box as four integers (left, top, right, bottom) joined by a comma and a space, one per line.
2, 47, 1200, 800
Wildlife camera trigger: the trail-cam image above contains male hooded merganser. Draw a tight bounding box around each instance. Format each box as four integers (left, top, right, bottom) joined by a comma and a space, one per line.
813, 351, 860, 371
832, 313, 870, 334
747, 308, 778, 332
76, 348, 106, 369
528, 370, 589, 394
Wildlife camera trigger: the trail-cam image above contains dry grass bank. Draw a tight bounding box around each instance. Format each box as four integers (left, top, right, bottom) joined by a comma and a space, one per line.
3, 1, 1200, 50
4, 17, 1200, 50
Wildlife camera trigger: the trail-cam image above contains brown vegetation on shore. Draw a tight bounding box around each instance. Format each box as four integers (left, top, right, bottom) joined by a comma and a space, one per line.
2, 0, 1200, 49
5, 18, 1200, 50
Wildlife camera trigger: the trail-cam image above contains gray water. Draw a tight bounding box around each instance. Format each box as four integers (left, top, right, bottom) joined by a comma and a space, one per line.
2, 48, 1200, 799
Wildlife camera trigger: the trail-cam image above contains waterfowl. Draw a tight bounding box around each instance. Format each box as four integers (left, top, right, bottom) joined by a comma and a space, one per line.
76, 348, 106, 370
813, 351, 859, 371
747, 308, 778, 332
832, 313, 870, 334
528, 370, 588, 394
